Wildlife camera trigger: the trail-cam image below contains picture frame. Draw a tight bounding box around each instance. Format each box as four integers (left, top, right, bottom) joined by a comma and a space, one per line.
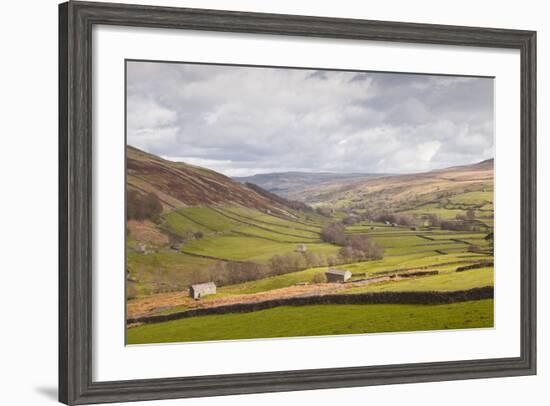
59, 1, 536, 404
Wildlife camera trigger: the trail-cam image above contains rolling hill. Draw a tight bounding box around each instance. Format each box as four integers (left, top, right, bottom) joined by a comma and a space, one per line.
234, 172, 386, 197
284, 159, 494, 213
126, 147, 494, 342
127, 145, 295, 216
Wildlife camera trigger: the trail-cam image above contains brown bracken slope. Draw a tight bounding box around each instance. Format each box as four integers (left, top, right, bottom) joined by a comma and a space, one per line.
126, 145, 292, 215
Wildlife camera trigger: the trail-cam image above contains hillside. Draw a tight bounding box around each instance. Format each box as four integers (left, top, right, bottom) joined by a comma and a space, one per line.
286, 159, 494, 213
127, 145, 294, 216
126, 147, 494, 342
234, 172, 386, 198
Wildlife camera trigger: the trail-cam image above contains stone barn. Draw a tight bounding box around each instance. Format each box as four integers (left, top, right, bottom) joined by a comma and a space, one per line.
189, 282, 217, 300
325, 268, 352, 283
296, 244, 307, 253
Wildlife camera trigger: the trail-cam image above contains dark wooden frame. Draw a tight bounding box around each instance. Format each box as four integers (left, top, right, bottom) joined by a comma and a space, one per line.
59, 1, 537, 404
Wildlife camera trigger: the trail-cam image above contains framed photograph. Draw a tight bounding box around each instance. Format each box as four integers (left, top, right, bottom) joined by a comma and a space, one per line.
59, 1, 536, 404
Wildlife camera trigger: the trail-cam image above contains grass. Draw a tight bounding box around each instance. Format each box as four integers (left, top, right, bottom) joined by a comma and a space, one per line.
182, 233, 339, 262
427, 232, 487, 240
163, 206, 323, 242
127, 251, 217, 295
396, 188, 494, 221
384, 245, 467, 256
179, 207, 241, 232
217, 252, 493, 295
448, 190, 493, 204
370, 235, 431, 247
233, 221, 320, 239
400, 206, 468, 220
128, 203, 493, 326
219, 266, 328, 294
127, 299, 494, 344
345, 267, 494, 294
348, 252, 490, 274
231, 225, 319, 242
221, 207, 323, 232
162, 211, 212, 235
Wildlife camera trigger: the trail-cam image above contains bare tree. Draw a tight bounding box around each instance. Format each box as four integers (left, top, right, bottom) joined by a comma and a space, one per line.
320, 222, 347, 245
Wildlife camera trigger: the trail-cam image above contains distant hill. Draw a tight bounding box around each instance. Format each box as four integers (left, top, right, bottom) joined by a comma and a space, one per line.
126, 146, 296, 216
234, 172, 386, 198
127, 145, 493, 216
287, 159, 494, 211
434, 158, 494, 173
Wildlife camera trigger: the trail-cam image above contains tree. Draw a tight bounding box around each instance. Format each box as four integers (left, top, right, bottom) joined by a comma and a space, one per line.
342, 215, 360, 225
426, 214, 441, 227
338, 246, 354, 261
127, 191, 163, 222
372, 212, 417, 227
268, 252, 308, 275
348, 234, 371, 252
337, 234, 384, 262
304, 252, 324, 268
269, 254, 286, 275
327, 255, 339, 266
320, 222, 346, 245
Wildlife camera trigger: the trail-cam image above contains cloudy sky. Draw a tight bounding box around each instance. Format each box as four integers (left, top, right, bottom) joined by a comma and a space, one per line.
126, 61, 494, 177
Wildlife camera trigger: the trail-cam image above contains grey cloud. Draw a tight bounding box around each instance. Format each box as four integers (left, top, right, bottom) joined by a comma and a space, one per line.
126, 61, 494, 176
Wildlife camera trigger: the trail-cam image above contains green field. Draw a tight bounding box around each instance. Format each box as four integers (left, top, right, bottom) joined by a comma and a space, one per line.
182, 233, 339, 262
127, 299, 494, 344
127, 251, 217, 295
126, 144, 495, 344
448, 190, 493, 204
216, 251, 493, 296
128, 205, 492, 298
231, 225, 320, 242
128, 198, 493, 340
162, 210, 212, 235
220, 206, 324, 232
128, 206, 339, 295
346, 267, 493, 294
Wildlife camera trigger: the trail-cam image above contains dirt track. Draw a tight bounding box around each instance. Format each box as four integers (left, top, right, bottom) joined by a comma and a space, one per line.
127, 283, 344, 319
126, 274, 413, 319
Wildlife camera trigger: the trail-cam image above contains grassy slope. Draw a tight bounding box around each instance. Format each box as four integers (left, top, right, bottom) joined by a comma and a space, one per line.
127, 204, 335, 294
126, 145, 293, 215
217, 251, 492, 295
128, 209, 492, 297
182, 233, 338, 262
127, 252, 218, 295
162, 210, 213, 235
345, 267, 494, 294
290, 159, 493, 210
127, 299, 494, 344
126, 148, 494, 341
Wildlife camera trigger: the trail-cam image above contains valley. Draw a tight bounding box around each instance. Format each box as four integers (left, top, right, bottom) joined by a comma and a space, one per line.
125, 146, 494, 344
